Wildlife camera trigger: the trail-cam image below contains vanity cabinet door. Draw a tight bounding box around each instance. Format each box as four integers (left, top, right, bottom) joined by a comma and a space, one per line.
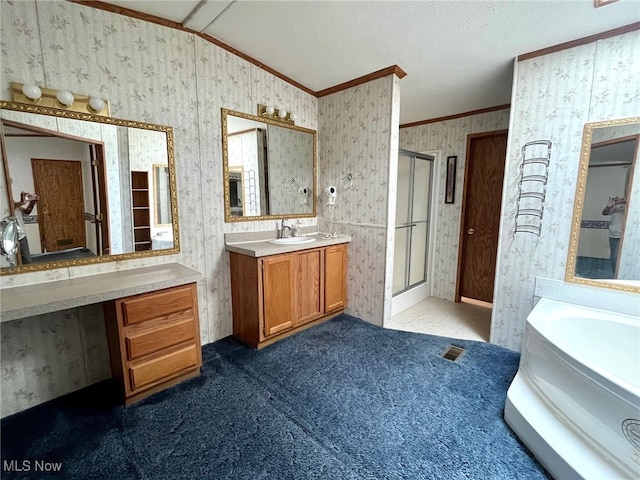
262, 255, 296, 337
295, 249, 323, 325
325, 245, 347, 313
230, 244, 348, 349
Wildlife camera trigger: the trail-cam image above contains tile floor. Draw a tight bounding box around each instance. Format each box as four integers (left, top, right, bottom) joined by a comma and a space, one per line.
387, 297, 492, 342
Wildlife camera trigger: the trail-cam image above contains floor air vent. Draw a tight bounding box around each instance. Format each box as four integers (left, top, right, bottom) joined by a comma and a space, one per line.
442, 345, 465, 362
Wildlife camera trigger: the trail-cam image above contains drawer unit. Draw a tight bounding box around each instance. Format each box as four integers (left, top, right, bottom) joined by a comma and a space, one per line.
104, 283, 202, 404
125, 316, 195, 360
121, 285, 195, 325
129, 345, 199, 390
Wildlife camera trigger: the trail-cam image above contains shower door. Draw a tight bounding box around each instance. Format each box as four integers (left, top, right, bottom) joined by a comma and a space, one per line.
393, 150, 434, 295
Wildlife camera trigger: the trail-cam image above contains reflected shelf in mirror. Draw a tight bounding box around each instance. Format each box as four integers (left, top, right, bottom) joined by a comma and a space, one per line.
0, 101, 180, 275
221, 108, 317, 223
566, 116, 640, 293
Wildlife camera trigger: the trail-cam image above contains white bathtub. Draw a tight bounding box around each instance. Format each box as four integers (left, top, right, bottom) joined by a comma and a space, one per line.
505, 298, 640, 479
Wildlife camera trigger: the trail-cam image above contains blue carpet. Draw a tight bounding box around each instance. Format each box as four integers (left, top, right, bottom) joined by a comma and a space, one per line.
1, 315, 548, 479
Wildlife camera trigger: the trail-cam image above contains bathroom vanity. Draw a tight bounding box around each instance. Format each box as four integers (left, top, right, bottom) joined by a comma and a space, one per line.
103, 282, 201, 404
0, 263, 202, 404
225, 232, 349, 348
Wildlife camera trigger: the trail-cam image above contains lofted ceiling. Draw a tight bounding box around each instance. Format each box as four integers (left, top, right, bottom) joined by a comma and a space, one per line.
97, 0, 639, 124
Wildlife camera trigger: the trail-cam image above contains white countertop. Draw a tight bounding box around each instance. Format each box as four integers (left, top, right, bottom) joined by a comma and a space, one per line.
225, 232, 351, 257
0, 263, 201, 322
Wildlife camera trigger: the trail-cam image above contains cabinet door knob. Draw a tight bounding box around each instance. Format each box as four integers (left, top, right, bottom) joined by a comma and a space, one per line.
467, 228, 475, 235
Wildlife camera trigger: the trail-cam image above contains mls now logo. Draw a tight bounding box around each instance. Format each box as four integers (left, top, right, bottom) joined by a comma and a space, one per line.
3, 459, 63, 472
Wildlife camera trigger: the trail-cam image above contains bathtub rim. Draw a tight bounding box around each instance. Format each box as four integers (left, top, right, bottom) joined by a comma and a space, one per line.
505, 370, 630, 480
526, 298, 640, 401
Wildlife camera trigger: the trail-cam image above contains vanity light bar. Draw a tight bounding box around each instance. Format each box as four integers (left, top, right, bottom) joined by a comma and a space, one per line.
257, 104, 296, 125
10, 82, 110, 117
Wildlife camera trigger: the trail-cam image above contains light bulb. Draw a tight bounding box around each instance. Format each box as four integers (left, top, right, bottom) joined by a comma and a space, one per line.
56, 90, 74, 106
290, 112, 298, 122
22, 84, 42, 101
278, 109, 287, 119
88, 96, 105, 112
265, 105, 275, 115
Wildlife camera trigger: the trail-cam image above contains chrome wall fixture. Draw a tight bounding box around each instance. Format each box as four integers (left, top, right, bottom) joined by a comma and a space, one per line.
340, 173, 354, 190
11, 82, 110, 117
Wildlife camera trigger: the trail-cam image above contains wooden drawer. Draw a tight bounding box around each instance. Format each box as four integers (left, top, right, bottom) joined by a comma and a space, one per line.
121, 285, 195, 326
125, 317, 195, 361
129, 345, 198, 391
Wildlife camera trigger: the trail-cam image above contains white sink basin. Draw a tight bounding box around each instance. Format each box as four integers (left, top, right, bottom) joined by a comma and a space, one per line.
268, 236, 316, 245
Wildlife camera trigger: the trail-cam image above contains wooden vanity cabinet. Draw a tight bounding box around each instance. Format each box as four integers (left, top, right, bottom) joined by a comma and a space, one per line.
324, 245, 348, 313
262, 254, 296, 336
104, 283, 202, 404
230, 244, 347, 348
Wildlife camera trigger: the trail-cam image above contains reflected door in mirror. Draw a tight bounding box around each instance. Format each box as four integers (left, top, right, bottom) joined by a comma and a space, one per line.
153, 164, 171, 226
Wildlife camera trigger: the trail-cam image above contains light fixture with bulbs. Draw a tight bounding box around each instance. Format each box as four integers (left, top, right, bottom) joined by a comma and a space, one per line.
56, 90, 75, 106
21, 84, 42, 101
257, 104, 296, 125
10, 82, 110, 117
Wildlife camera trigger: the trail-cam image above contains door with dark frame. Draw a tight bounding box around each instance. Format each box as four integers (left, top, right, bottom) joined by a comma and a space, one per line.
31, 158, 86, 253
456, 131, 508, 303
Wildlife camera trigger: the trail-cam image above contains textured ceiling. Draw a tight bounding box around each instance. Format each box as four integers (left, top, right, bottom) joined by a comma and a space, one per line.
101, 0, 639, 124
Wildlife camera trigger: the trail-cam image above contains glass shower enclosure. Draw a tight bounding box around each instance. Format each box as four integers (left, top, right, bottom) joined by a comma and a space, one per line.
393, 150, 434, 296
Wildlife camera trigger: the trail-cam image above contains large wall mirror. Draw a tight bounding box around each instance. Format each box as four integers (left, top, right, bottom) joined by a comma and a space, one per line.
0, 101, 179, 274
221, 108, 317, 222
566, 116, 640, 292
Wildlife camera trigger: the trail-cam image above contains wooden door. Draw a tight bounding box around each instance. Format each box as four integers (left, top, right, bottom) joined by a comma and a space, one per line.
32, 159, 86, 252
325, 245, 347, 313
456, 131, 507, 303
262, 255, 295, 336
295, 249, 323, 325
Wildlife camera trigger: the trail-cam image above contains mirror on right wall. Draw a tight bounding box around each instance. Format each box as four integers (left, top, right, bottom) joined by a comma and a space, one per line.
221, 108, 317, 222
566, 116, 640, 292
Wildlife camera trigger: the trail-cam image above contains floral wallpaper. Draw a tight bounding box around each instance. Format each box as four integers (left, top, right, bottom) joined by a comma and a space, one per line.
399, 109, 510, 301
492, 31, 640, 351
318, 75, 401, 325
0, 0, 317, 416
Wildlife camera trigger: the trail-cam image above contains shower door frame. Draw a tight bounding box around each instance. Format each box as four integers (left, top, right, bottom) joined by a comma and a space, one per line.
393, 149, 435, 297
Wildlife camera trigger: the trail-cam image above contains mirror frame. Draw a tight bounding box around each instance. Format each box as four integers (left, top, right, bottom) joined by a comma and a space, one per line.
221, 108, 317, 222
565, 115, 640, 293
0, 100, 180, 275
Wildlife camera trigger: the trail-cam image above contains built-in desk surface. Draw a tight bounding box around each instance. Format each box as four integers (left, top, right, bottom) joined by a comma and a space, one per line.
0, 263, 201, 322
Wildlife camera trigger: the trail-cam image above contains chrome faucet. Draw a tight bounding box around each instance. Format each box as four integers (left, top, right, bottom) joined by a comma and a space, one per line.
280, 219, 292, 239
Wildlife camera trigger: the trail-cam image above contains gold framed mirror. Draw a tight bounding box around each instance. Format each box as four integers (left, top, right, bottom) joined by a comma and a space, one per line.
0, 101, 179, 274
221, 108, 317, 222
566, 116, 640, 292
